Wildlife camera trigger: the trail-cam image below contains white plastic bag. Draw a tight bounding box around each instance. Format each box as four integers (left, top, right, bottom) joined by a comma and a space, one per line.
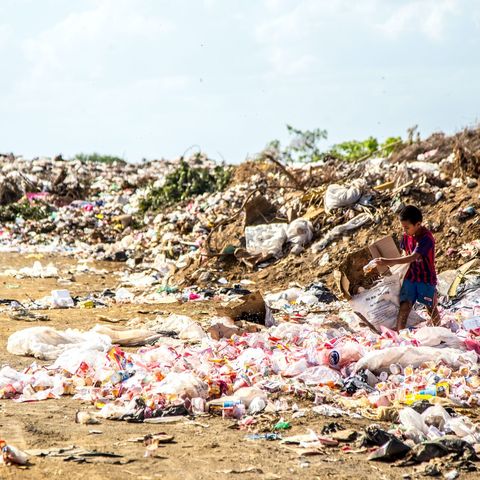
349, 268, 422, 330
153, 371, 209, 399
355, 345, 477, 373
286, 218, 313, 254
311, 213, 371, 252
7, 326, 112, 361
324, 180, 364, 213
413, 327, 464, 349
297, 366, 343, 386
245, 223, 287, 258
51, 290, 74, 308
148, 314, 207, 341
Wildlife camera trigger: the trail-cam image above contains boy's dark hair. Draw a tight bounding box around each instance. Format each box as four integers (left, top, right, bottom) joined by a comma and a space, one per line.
399, 205, 423, 224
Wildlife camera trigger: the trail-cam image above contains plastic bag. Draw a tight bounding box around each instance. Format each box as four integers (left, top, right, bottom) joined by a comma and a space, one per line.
286, 218, 313, 255
115, 287, 134, 303
146, 314, 207, 341
325, 341, 363, 370
413, 327, 464, 350
297, 366, 343, 386
245, 223, 287, 258
349, 268, 423, 331
354, 346, 477, 373
324, 180, 364, 213
399, 407, 428, 438
153, 371, 209, 399
51, 290, 74, 308
7, 326, 112, 361
311, 213, 371, 252
282, 358, 308, 377
422, 405, 451, 431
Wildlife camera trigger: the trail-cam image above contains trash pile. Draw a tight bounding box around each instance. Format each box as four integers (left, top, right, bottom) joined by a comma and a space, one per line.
1, 274, 480, 474
1, 128, 480, 474
1, 128, 479, 292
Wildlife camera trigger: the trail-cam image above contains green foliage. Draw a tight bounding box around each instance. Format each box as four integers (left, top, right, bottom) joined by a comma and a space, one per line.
381, 136, 403, 156
261, 125, 328, 164
0, 200, 52, 222
329, 136, 403, 162
286, 125, 328, 163
261, 125, 403, 164
76, 153, 126, 165
139, 160, 232, 212
329, 136, 379, 162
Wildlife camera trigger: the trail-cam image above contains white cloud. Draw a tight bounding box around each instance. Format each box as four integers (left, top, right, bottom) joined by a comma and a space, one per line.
378, 0, 459, 40
22, 0, 174, 83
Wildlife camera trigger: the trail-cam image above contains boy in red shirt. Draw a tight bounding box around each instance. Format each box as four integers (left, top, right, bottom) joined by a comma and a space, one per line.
376, 205, 440, 331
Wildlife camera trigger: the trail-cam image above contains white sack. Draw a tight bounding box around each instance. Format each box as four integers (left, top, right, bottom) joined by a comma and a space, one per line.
286, 218, 313, 254
354, 345, 477, 373
349, 266, 422, 330
245, 223, 287, 258
324, 180, 364, 213
7, 326, 112, 361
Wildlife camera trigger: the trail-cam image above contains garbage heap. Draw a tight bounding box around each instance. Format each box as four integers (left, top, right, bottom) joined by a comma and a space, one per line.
1, 128, 480, 473
3, 276, 480, 473
1, 128, 480, 294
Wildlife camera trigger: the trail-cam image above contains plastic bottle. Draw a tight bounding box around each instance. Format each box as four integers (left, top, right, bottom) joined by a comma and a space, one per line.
0, 440, 28, 466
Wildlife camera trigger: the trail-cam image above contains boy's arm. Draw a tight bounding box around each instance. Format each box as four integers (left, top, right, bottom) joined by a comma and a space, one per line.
377, 253, 420, 266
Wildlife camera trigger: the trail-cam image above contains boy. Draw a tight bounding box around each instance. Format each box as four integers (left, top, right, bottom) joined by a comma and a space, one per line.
376, 205, 440, 331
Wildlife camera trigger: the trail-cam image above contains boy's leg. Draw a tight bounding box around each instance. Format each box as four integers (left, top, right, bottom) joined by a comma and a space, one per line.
396, 301, 413, 331
397, 279, 415, 331
419, 284, 440, 326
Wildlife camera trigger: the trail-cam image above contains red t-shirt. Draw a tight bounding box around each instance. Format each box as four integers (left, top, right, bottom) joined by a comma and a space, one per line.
400, 226, 437, 286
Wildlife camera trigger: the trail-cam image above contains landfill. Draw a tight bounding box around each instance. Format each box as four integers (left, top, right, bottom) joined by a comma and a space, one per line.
1, 129, 480, 478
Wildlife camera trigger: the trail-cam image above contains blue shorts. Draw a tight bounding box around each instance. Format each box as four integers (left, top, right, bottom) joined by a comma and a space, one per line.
400, 279, 437, 307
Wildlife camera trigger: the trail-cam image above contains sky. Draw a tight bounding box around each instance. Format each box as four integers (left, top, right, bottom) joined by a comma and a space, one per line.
0, 0, 479, 163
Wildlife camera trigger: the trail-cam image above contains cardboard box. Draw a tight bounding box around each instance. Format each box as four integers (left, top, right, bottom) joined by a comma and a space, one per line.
335, 235, 400, 299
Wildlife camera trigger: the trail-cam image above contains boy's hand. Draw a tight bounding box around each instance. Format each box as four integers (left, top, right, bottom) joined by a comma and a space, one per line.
375, 257, 388, 266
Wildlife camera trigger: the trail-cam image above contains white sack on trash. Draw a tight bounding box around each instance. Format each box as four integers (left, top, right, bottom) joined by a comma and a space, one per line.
245, 223, 287, 258
324, 180, 364, 213
355, 345, 477, 373
7, 326, 112, 361
349, 266, 423, 331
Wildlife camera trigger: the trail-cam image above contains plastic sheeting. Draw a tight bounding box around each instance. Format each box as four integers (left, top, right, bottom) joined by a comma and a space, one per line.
7, 326, 112, 361
354, 345, 477, 373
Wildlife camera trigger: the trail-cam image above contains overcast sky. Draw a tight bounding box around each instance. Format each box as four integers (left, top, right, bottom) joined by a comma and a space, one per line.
1, 0, 479, 163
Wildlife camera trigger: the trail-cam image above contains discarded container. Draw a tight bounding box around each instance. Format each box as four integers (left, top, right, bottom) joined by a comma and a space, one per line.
51, 290, 74, 308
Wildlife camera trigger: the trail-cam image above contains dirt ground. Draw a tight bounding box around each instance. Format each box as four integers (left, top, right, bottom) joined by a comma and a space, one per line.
0, 253, 479, 480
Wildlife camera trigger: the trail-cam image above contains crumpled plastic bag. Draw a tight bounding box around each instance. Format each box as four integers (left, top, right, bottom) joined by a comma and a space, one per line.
286, 218, 313, 255
297, 365, 343, 386
153, 371, 209, 399
245, 223, 287, 258
146, 314, 207, 341
354, 345, 477, 373
324, 180, 364, 213
7, 326, 112, 361
413, 326, 465, 350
